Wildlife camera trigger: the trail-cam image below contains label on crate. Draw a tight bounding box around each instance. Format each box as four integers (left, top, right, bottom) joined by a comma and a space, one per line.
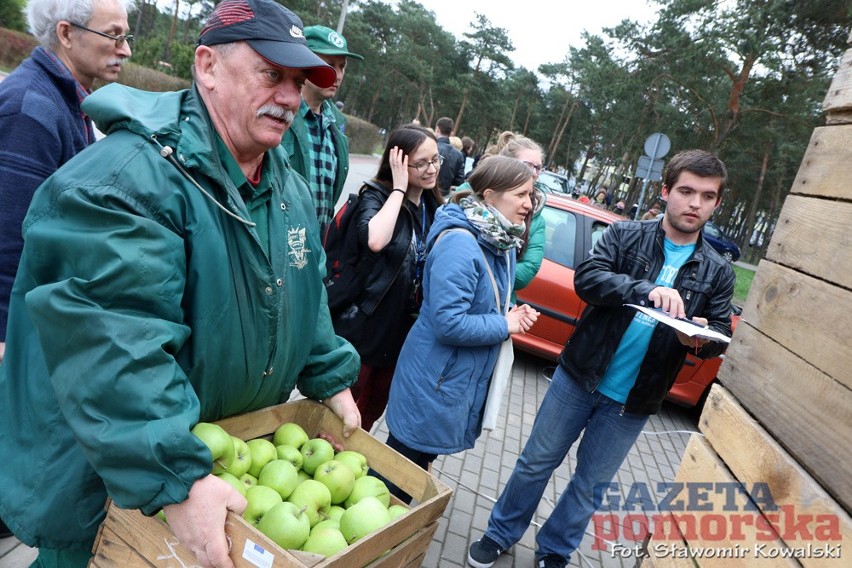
242, 539, 274, 568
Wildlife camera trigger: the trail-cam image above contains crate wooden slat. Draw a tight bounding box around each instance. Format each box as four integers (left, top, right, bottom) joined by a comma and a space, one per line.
664, 436, 797, 568
90, 400, 452, 568
741, 260, 852, 388
822, 47, 852, 118
789, 125, 852, 198
718, 323, 852, 511
699, 384, 850, 567
764, 195, 852, 289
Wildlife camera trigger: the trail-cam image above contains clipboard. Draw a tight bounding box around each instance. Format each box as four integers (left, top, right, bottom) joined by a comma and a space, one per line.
625, 304, 732, 344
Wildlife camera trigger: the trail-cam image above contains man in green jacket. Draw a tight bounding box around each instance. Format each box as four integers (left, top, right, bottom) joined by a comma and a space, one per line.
0, 2, 360, 567
282, 25, 363, 234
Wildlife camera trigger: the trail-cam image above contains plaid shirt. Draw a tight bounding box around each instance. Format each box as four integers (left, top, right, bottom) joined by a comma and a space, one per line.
300, 100, 339, 231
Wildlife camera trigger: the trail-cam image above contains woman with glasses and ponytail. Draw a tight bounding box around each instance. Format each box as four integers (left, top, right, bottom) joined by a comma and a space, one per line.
329, 124, 444, 432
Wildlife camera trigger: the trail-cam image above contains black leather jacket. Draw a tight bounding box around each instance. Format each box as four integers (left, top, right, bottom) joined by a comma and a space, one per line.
350, 181, 440, 316
558, 218, 735, 415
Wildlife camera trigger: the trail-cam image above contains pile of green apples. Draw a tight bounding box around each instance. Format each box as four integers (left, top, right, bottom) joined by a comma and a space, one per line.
188, 421, 409, 557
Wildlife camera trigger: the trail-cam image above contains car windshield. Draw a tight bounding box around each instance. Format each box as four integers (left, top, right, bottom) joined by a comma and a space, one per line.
538, 173, 568, 194
704, 223, 723, 238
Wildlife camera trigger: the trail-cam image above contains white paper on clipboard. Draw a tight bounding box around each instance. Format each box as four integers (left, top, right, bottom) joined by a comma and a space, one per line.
625, 304, 731, 344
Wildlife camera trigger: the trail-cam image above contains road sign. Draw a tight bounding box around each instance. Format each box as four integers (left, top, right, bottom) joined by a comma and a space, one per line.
635, 155, 664, 181
644, 132, 671, 159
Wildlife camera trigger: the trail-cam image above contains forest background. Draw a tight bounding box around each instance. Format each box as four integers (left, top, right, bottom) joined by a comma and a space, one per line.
0, 0, 849, 264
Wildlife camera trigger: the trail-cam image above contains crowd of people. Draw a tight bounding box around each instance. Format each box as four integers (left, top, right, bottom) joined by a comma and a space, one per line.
0, 1, 735, 567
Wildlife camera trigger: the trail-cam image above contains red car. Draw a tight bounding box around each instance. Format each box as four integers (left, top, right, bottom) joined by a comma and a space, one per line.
514, 194, 739, 408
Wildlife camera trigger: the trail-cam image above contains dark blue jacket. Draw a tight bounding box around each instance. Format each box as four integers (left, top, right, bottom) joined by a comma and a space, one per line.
0, 47, 94, 340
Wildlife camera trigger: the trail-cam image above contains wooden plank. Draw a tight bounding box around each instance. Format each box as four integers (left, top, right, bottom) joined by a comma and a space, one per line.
765, 195, 852, 289
822, 47, 852, 114
718, 323, 852, 511
667, 436, 797, 567
788, 125, 852, 199
699, 384, 850, 567
645, 520, 698, 568
89, 525, 156, 567
741, 260, 852, 388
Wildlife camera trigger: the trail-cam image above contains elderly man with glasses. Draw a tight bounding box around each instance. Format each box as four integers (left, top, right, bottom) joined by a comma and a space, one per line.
0, 0, 133, 365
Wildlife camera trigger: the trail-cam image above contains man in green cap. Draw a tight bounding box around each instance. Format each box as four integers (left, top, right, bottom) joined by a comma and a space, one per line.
282, 25, 364, 234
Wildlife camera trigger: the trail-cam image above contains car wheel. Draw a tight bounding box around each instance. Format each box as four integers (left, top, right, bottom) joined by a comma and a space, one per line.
722, 251, 734, 262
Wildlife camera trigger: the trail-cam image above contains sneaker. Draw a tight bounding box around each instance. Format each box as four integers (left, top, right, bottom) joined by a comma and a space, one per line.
536, 553, 568, 568
467, 535, 503, 568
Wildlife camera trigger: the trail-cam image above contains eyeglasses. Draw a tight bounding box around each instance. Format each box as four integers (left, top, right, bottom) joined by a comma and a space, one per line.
69, 22, 134, 48
408, 155, 444, 172
522, 161, 544, 175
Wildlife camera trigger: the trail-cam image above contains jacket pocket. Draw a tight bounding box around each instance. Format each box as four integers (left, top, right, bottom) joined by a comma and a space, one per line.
621, 250, 652, 276
679, 274, 713, 309
435, 350, 470, 406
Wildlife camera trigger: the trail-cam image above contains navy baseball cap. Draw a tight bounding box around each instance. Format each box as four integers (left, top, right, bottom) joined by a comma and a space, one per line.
198, 0, 336, 88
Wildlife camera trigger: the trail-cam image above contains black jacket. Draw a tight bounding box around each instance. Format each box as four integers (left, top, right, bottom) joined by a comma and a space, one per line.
332, 181, 440, 365
436, 136, 465, 194
558, 218, 735, 415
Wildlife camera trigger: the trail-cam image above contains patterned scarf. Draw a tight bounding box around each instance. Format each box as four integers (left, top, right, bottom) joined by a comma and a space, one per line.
459, 196, 525, 251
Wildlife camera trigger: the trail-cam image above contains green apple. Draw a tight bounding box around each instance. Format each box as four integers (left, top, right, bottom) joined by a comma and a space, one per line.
344, 474, 391, 508
339, 496, 392, 544
312, 518, 340, 532
275, 444, 304, 470
287, 479, 332, 527
296, 469, 311, 484
327, 505, 346, 522
246, 438, 278, 478
257, 459, 299, 500
313, 459, 356, 505
256, 501, 310, 551
301, 525, 348, 557
229, 436, 252, 478
243, 484, 282, 526
388, 503, 409, 520
334, 450, 369, 479
300, 437, 335, 476
240, 472, 258, 492
272, 422, 309, 450
155, 509, 168, 525
191, 422, 235, 475
216, 472, 246, 496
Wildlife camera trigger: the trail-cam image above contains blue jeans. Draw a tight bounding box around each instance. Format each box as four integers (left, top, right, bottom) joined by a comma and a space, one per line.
484, 365, 648, 561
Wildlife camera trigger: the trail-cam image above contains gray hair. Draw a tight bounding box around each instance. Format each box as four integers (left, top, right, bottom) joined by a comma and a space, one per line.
26, 0, 137, 48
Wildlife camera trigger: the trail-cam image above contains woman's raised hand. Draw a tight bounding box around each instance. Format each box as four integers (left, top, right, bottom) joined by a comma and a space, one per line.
389, 146, 409, 194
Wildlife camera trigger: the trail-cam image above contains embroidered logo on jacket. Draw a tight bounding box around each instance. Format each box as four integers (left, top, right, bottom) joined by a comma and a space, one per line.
288, 227, 310, 269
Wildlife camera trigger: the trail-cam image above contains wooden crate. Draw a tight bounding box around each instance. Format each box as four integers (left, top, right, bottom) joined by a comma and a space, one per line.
90, 399, 453, 567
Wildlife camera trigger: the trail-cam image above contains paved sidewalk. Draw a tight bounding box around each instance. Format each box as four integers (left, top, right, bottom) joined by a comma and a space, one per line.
369, 351, 699, 568
0, 350, 698, 568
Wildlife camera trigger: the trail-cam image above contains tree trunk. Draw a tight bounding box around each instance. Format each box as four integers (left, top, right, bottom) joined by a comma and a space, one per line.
163, 0, 181, 62
549, 101, 577, 168
741, 143, 769, 250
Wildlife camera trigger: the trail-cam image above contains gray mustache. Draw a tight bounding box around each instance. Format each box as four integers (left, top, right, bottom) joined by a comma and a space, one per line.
257, 105, 295, 124
107, 58, 127, 66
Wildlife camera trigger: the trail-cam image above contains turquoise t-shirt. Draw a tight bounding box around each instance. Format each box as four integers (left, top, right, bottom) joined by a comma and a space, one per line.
596, 239, 696, 404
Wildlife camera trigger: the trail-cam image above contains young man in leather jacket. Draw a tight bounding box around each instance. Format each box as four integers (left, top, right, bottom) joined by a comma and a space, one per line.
468, 149, 735, 568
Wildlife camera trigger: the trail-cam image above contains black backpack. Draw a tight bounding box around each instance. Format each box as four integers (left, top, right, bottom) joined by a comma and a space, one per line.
322, 192, 362, 315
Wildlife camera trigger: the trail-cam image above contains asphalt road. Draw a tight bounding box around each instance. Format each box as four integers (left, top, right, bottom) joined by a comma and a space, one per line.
336, 153, 382, 211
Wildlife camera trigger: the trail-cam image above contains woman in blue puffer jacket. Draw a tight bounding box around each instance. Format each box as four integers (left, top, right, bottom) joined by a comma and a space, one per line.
384, 156, 540, 493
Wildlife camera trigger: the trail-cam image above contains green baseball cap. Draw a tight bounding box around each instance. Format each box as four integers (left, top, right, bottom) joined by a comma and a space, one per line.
304, 25, 364, 61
